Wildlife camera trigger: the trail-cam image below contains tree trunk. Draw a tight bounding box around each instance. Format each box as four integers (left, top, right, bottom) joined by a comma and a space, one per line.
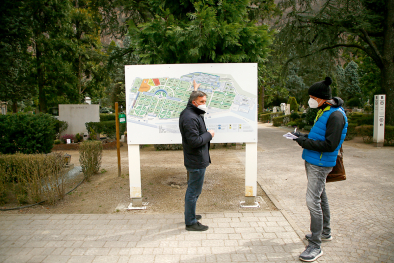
382, 0, 394, 126
12, 101, 17, 113
36, 43, 47, 113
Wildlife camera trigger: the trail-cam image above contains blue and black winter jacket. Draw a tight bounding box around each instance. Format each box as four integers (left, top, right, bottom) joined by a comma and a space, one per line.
296, 97, 348, 167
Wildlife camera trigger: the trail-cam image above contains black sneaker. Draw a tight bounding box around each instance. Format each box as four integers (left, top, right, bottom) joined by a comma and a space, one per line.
305, 233, 333, 241
196, 215, 202, 220
299, 245, 323, 262
185, 222, 209, 231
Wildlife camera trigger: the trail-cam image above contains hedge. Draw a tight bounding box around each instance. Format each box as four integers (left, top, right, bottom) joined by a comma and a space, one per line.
0, 153, 66, 205
85, 121, 126, 139
347, 112, 373, 126
273, 115, 290, 127
354, 125, 394, 145
259, 112, 284, 123
345, 123, 358, 141
100, 114, 116, 122
0, 113, 57, 154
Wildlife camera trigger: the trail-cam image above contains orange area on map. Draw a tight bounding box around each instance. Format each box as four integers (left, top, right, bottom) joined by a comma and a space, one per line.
153, 78, 160, 86
139, 79, 151, 92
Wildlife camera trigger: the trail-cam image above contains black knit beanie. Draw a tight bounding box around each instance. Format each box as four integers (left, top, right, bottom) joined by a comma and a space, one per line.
308, 77, 332, 100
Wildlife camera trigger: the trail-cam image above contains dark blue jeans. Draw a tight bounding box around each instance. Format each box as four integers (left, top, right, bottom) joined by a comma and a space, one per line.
185, 167, 206, 225
305, 161, 333, 248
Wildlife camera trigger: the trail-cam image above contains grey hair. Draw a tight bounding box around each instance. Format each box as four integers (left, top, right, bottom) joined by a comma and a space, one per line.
189, 91, 207, 101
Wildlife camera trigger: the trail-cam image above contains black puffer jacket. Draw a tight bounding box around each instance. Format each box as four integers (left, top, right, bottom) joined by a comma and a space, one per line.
179, 100, 212, 169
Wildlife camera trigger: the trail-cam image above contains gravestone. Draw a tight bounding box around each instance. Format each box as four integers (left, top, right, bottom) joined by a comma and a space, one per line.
285, 104, 291, 115
273, 107, 277, 113
58, 104, 100, 136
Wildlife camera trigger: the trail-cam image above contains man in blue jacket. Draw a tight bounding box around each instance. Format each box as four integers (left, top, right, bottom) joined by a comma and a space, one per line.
292, 77, 348, 261
179, 81, 215, 231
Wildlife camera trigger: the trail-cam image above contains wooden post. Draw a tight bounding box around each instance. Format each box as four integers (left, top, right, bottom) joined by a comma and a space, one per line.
115, 102, 121, 177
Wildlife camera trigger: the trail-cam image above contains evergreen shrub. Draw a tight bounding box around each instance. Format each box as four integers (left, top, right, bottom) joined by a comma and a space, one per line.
85, 121, 126, 139
79, 141, 103, 181
100, 114, 116, 121
305, 108, 319, 125
385, 126, 394, 146
356, 125, 373, 143
259, 112, 284, 123
0, 113, 57, 154
345, 123, 358, 141
0, 153, 66, 205
287, 97, 299, 112
273, 115, 290, 127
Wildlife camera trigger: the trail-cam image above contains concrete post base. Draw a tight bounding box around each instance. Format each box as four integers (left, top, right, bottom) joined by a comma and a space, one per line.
132, 198, 143, 207
244, 196, 256, 206
375, 142, 384, 147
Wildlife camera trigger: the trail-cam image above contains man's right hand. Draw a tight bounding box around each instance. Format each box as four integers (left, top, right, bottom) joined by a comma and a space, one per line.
208, 130, 215, 138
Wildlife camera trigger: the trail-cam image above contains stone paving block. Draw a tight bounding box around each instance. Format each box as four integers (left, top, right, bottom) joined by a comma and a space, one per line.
71, 248, 88, 255
128, 254, 155, 262
103, 241, 127, 248
42, 255, 70, 263
214, 254, 232, 262
211, 246, 237, 254
154, 255, 181, 262
212, 227, 234, 234
66, 255, 95, 263
172, 248, 188, 255
92, 255, 120, 263
180, 254, 205, 262
3, 254, 33, 263
84, 248, 110, 256
26, 255, 47, 263
202, 240, 224, 247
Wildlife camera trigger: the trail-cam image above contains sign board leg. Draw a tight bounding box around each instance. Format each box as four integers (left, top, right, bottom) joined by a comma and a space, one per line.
128, 144, 143, 207
244, 142, 258, 206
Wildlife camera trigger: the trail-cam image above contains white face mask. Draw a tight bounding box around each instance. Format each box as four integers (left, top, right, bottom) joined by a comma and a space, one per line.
197, 104, 207, 112
308, 98, 319, 108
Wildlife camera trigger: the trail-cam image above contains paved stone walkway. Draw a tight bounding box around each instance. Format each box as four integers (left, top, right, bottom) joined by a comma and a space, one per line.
1, 123, 393, 263
0, 212, 304, 263
257, 123, 394, 262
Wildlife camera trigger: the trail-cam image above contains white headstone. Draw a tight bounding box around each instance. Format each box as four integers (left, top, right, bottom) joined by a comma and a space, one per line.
285, 104, 291, 115
373, 95, 385, 147
280, 103, 286, 112
59, 104, 100, 136
273, 107, 277, 113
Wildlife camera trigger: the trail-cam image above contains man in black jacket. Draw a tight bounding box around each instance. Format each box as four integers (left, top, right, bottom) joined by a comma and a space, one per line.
179, 81, 215, 231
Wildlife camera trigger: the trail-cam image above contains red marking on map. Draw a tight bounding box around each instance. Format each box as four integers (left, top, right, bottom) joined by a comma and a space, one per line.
153, 78, 160, 86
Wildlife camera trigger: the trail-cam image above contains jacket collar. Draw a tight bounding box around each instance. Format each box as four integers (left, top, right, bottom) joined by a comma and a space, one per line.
187, 100, 206, 115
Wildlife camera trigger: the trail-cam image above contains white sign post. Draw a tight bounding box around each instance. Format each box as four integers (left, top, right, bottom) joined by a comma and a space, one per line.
373, 94, 386, 147
125, 63, 258, 208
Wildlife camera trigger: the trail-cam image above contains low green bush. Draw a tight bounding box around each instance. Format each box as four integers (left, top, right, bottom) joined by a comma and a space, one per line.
273, 115, 290, 127
100, 114, 116, 121
85, 121, 126, 139
259, 112, 284, 123
0, 153, 66, 205
347, 112, 373, 126
345, 123, 358, 141
0, 113, 57, 154
385, 126, 394, 146
356, 125, 373, 143
79, 141, 103, 181
154, 144, 183, 150
305, 108, 319, 125
304, 125, 313, 131
290, 112, 300, 121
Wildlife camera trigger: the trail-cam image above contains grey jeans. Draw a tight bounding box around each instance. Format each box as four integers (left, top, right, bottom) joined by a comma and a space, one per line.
305, 161, 333, 248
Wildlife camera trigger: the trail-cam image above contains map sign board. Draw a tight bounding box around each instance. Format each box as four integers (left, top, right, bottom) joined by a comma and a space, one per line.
125, 63, 257, 144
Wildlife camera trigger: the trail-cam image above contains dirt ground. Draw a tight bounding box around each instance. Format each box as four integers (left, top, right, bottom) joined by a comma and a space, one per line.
1, 144, 276, 215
